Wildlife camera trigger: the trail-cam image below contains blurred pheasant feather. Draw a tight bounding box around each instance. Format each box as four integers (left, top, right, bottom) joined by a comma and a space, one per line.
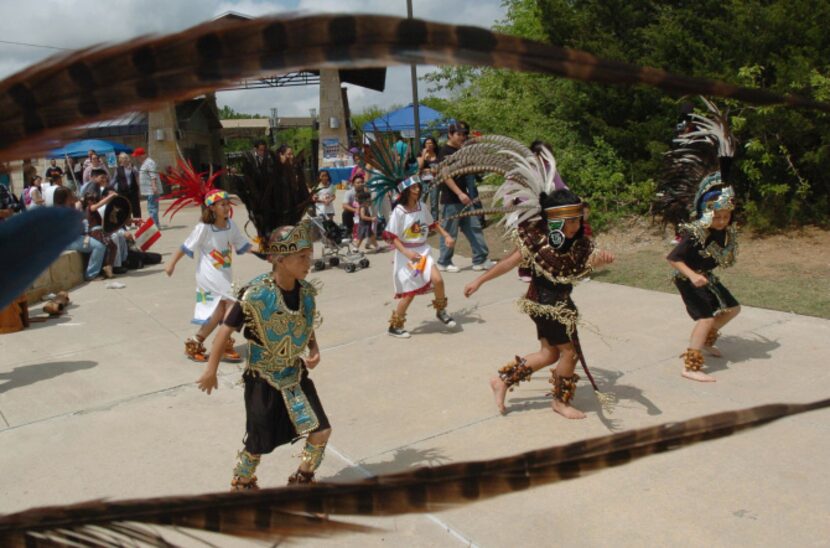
1, 13, 829, 546
0, 398, 827, 546
3, 12, 828, 305
2, 13, 830, 163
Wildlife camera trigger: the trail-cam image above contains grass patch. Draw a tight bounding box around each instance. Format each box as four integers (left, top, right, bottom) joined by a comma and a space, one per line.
593, 247, 830, 319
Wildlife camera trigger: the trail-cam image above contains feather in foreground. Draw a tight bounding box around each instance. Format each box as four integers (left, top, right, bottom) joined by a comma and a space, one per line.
0, 398, 827, 547
1, 11, 828, 548
2, 13, 830, 163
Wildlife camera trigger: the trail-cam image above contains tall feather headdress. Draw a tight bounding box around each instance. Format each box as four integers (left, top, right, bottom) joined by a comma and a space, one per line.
434, 134, 557, 227
160, 158, 227, 219
654, 97, 737, 228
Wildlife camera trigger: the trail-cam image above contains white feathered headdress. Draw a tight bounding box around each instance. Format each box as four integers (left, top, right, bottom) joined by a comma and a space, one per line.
434, 135, 558, 228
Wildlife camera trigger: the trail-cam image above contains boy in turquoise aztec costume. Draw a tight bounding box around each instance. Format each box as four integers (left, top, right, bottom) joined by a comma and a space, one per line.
197, 220, 331, 489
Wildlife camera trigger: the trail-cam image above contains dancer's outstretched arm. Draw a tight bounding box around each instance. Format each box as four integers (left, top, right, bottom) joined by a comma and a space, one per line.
464, 248, 521, 297
196, 324, 234, 394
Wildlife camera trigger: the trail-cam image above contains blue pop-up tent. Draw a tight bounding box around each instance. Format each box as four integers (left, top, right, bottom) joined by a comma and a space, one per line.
362, 104, 453, 133
47, 138, 133, 159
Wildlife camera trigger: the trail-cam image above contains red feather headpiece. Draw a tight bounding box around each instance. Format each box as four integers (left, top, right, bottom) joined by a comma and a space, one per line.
161, 159, 229, 219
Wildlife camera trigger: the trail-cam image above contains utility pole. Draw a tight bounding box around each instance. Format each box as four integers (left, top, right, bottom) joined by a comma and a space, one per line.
407, 0, 421, 158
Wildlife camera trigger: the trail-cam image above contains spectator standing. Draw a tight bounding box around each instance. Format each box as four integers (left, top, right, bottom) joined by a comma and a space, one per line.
418, 136, 440, 220
44, 159, 63, 181
41, 174, 65, 207
111, 152, 142, 220
436, 121, 492, 273
340, 174, 361, 240
24, 175, 45, 209
82, 152, 109, 185
354, 190, 378, 252
134, 147, 161, 228
312, 170, 335, 220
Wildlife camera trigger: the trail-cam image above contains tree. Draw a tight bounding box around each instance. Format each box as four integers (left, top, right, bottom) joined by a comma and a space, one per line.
424, 0, 830, 229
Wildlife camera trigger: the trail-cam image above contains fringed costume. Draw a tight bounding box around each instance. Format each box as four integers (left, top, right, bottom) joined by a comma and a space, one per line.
442, 135, 614, 412
656, 98, 740, 377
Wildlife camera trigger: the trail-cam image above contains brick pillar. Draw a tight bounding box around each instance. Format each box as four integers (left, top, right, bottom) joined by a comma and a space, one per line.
317, 69, 350, 169
147, 103, 179, 191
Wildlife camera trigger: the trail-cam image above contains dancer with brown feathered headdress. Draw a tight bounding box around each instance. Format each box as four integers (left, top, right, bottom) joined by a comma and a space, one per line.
657, 98, 741, 382
445, 136, 615, 418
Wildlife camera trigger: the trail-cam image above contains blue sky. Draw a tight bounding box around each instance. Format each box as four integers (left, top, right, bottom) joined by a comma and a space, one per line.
0, 0, 507, 117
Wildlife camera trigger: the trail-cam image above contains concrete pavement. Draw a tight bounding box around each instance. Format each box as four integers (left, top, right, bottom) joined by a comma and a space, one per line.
1, 202, 828, 546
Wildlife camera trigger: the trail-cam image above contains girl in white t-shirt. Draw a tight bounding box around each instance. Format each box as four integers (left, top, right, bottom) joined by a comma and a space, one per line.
165, 190, 252, 362
382, 176, 457, 338
312, 170, 336, 219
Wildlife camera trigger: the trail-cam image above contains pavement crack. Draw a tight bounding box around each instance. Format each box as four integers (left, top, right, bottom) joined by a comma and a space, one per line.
0, 382, 195, 434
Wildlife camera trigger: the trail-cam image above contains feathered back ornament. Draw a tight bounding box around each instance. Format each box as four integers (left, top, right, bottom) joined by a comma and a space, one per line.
434, 135, 555, 228
161, 159, 227, 219
354, 129, 416, 208
654, 97, 737, 228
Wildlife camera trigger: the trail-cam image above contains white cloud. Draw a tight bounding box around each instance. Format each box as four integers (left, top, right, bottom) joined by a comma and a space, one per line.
1, 0, 506, 116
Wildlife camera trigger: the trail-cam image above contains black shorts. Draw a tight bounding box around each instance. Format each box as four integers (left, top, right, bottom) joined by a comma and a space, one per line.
531, 314, 572, 346
242, 369, 330, 455
674, 276, 739, 320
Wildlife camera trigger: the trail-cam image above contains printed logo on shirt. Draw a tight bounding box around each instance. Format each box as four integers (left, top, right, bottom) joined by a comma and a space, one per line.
196, 289, 214, 303
210, 248, 232, 269
403, 222, 424, 239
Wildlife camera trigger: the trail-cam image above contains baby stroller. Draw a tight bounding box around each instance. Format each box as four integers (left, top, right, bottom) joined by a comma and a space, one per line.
309, 215, 370, 273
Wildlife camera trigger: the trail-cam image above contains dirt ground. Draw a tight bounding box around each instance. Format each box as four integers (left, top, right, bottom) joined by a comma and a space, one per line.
431, 214, 830, 319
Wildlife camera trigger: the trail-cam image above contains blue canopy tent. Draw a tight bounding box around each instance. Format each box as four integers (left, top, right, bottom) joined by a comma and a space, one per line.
47, 139, 133, 159
362, 104, 453, 135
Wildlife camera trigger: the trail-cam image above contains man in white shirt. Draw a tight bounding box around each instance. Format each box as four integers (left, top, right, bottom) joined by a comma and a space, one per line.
133, 147, 161, 228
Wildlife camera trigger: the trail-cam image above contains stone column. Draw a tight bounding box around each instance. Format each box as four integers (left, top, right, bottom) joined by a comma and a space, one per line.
147, 103, 179, 191
317, 69, 350, 169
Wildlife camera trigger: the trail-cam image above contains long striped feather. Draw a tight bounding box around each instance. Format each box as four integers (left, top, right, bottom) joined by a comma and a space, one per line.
0, 398, 826, 547
2, 14, 829, 162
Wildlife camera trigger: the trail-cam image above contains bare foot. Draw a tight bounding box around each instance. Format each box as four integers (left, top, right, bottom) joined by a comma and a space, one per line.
552, 399, 587, 419
703, 345, 722, 357
682, 370, 716, 382
489, 377, 508, 415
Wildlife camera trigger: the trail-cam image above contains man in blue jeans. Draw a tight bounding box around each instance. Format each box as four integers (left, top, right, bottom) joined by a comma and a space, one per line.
436, 122, 493, 272
54, 187, 107, 280
133, 147, 161, 228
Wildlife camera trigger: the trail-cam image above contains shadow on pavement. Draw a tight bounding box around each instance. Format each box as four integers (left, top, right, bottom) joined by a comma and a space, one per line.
327, 447, 451, 482
503, 367, 663, 432
0, 360, 97, 395
408, 305, 486, 335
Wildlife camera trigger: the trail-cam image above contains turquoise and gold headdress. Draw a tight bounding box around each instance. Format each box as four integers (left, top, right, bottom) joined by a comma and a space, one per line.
254, 220, 314, 258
